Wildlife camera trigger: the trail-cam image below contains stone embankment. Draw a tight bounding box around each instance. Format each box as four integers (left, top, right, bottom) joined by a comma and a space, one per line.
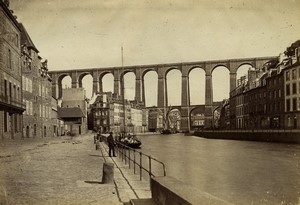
194, 130, 300, 143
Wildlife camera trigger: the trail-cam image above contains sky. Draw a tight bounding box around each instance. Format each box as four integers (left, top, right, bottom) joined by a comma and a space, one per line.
10, 0, 300, 106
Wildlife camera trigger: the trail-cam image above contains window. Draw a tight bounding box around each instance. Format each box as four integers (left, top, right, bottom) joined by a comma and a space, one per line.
4, 80, 7, 97
4, 112, 7, 132
287, 99, 291, 112
292, 69, 296, 80
273, 90, 276, 98
286, 84, 290, 96
278, 89, 281, 98
286, 71, 290, 81
292, 83, 297, 94
9, 82, 12, 98
13, 85, 16, 99
8, 49, 12, 69
292, 98, 297, 111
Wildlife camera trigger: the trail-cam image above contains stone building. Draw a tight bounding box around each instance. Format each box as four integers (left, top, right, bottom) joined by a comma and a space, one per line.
60, 88, 88, 134
90, 92, 148, 134
0, 0, 24, 140
147, 107, 163, 132
57, 107, 85, 135
90, 92, 111, 133
223, 42, 300, 130
228, 68, 268, 129
20, 23, 55, 138
265, 66, 285, 129
283, 47, 300, 128
51, 97, 64, 136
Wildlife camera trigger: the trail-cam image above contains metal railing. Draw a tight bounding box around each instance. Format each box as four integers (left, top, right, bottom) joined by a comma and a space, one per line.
101, 135, 166, 181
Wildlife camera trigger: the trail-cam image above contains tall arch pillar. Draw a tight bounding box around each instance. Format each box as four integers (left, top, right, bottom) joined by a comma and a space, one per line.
230, 72, 237, 92
135, 68, 143, 103
205, 72, 213, 128
180, 67, 190, 132
51, 74, 59, 99
71, 73, 78, 88
157, 71, 167, 109
92, 71, 99, 96
113, 70, 120, 97
57, 81, 62, 99
142, 79, 145, 105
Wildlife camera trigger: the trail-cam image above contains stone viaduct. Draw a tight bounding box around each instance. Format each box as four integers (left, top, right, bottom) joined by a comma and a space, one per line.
49, 56, 276, 131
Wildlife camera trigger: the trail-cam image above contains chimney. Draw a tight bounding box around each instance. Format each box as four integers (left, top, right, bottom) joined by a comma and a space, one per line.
296, 47, 300, 62
4, 0, 9, 7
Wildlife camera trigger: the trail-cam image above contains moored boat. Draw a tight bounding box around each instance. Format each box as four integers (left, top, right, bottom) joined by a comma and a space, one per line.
118, 133, 142, 148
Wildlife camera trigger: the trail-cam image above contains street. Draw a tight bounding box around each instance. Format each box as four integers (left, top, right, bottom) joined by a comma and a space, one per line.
0, 134, 122, 205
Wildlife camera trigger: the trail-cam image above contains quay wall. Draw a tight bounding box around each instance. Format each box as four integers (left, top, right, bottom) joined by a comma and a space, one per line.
194, 130, 300, 143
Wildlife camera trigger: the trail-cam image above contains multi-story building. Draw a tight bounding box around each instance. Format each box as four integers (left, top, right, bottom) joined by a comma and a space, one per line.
51, 97, 64, 136
266, 67, 285, 129
148, 107, 163, 132
247, 75, 267, 129
229, 76, 248, 129
220, 99, 230, 129
228, 68, 268, 129
20, 23, 55, 138
283, 48, 300, 128
223, 42, 300, 130
90, 92, 111, 133
0, 1, 24, 139
90, 92, 148, 134
129, 102, 148, 133
60, 88, 88, 134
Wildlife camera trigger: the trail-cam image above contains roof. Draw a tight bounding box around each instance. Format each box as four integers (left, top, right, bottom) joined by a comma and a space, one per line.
19, 23, 39, 53
57, 107, 85, 118
0, 1, 22, 32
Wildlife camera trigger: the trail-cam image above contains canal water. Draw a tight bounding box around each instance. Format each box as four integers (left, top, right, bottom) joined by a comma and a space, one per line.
138, 133, 300, 205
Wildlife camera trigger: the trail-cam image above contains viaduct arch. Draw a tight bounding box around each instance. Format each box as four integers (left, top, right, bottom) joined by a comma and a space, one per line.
49, 56, 276, 130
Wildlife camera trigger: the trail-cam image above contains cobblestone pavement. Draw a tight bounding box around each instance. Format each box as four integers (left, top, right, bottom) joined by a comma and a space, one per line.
0, 132, 151, 205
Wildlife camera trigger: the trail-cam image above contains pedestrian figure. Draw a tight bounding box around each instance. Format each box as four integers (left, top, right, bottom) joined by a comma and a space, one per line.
107, 132, 116, 157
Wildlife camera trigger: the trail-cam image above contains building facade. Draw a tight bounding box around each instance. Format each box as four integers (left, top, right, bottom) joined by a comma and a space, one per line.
20, 23, 56, 138
283, 52, 300, 128
90, 92, 148, 134
60, 88, 88, 134
0, 1, 24, 139
222, 42, 300, 130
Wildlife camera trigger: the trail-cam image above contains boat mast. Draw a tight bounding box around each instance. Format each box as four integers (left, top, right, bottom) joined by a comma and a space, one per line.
121, 45, 126, 134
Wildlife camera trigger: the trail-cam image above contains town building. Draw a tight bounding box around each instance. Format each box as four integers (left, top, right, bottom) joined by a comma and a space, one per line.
222, 41, 300, 130
265, 64, 285, 129
283, 47, 300, 128
59, 88, 88, 135
51, 97, 64, 136
20, 23, 57, 138
0, 0, 24, 139
89, 92, 113, 133
147, 107, 163, 132
220, 99, 230, 129
228, 68, 268, 129
89, 92, 148, 134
